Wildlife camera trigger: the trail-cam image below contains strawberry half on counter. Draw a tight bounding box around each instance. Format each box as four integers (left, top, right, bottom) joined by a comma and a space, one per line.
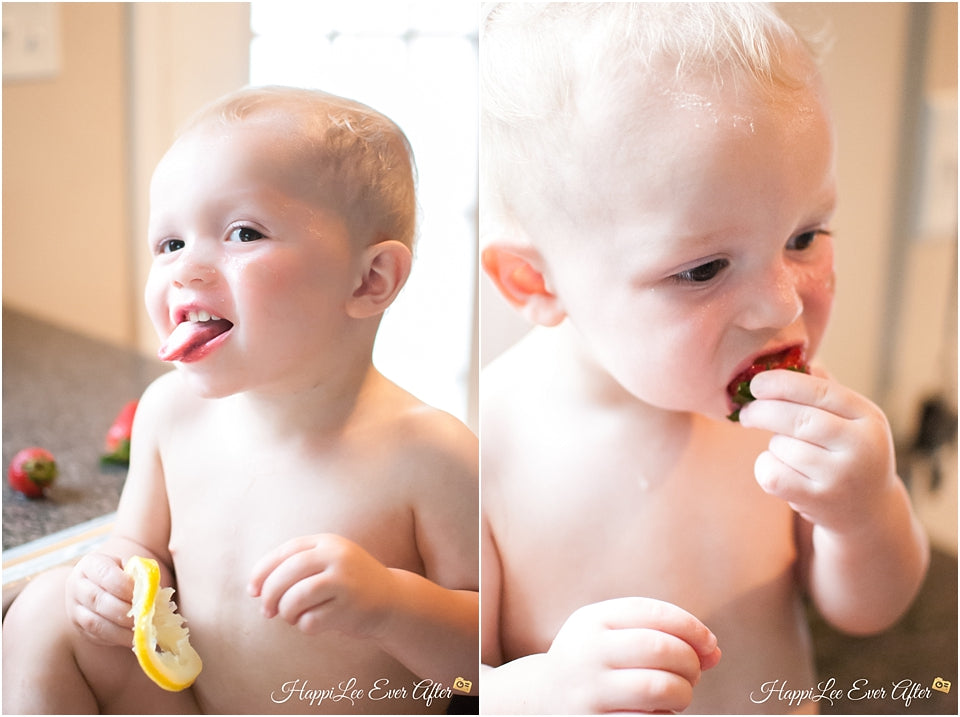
158, 309, 233, 363
727, 346, 809, 422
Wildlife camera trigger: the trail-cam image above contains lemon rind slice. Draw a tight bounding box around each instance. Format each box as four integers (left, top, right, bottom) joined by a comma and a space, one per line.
124, 556, 203, 692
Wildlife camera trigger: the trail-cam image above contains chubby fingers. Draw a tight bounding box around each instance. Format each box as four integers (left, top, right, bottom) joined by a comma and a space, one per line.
69, 553, 134, 645
560, 596, 721, 678
597, 597, 720, 662
248, 535, 337, 622
601, 628, 715, 686
738, 370, 859, 448
588, 598, 720, 713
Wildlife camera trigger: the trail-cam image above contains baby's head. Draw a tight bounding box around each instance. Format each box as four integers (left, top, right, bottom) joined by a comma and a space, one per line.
482, 2, 823, 240
145, 87, 418, 397
180, 86, 418, 250
482, 3, 838, 419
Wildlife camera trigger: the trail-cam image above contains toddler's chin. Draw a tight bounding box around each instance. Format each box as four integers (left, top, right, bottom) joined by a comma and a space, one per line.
177, 368, 242, 400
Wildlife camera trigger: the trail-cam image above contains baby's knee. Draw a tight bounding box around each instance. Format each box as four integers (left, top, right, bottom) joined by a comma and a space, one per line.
2, 567, 97, 712
3, 565, 72, 635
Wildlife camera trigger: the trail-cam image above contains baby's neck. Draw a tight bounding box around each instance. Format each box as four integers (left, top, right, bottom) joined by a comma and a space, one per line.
533, 323, 696, 438
222, 359, 383, 441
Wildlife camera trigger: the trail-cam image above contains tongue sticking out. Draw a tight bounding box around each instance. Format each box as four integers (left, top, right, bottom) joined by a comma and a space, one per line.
158, 319, 233, 363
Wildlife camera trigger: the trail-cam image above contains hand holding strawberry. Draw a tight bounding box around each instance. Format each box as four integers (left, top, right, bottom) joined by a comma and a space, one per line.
736, 368, 897, 532
737, 366, 928, 636
8, 447, 58, 498
727, 346, 809, 421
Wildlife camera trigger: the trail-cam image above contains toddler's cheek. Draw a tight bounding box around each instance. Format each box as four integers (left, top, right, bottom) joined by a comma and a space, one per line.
800, 276, 834, 355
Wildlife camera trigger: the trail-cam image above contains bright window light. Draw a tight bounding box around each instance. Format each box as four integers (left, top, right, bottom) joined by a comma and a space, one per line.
250, 1, 478, 428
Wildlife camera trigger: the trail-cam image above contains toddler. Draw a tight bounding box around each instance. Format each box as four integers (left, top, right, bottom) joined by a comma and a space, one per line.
3, 86, 478, 714
479, 4, 928, 714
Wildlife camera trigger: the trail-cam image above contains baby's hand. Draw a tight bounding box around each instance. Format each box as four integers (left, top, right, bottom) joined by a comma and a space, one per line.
65, 552, 135, 647
739, 369, 898, 532
248, 534, 396, 639
537, 597, 721, 714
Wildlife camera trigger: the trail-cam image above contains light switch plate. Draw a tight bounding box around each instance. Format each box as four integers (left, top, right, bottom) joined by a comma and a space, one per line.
3, 3, 61, 81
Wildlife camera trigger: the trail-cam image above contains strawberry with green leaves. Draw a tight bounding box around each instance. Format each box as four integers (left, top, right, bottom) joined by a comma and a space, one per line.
727, 346, 809, 422
8, 447, 58, 498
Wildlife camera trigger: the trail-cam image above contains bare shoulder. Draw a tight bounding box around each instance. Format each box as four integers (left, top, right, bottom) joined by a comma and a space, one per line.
369, 377, 478, 587
368, 375, 478, 491
135, 370, 208, 428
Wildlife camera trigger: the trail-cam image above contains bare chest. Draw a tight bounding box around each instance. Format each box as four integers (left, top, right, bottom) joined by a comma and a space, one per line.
155, 435, 435, 713
487, 424, 799, 660
160, 427, 420, 565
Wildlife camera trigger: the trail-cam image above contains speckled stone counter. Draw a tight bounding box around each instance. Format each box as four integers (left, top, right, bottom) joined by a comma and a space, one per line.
2, 307, 169, 550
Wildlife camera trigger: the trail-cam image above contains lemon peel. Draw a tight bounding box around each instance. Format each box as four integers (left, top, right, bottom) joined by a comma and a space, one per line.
124, 556, 202, 691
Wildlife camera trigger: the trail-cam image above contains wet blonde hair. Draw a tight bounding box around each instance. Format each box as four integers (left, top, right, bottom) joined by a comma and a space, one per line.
182, 86, 418, 249
481, 2, 824, 238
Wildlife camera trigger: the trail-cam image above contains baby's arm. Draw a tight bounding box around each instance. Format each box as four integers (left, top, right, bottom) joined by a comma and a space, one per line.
66, 377, 177, 646
739, 369, 929, 634
248, 417, 478, 688
481, 523, 720, 714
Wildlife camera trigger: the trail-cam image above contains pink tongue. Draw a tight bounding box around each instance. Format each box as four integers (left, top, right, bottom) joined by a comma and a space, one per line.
158, 320, 231, 362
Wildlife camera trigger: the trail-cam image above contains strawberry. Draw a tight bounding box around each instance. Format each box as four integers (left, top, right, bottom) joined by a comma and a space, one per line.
727, 346, 809, 422
101, 400, 138, 465
8, 447, 58, 498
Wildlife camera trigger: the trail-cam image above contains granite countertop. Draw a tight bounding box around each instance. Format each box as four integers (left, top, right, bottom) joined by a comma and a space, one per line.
2, 306, 169, 550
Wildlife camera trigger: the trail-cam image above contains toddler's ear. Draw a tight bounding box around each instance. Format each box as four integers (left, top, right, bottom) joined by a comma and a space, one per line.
481, 244, 565, 327
346, 240, 412, 319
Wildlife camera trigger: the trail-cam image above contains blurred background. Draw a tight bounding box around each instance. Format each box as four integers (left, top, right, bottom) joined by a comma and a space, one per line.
3, 1, 479, 431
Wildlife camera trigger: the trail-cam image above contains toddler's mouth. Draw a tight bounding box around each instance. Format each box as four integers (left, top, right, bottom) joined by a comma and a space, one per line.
726, 345, 808, 421
159, 309, 234, 363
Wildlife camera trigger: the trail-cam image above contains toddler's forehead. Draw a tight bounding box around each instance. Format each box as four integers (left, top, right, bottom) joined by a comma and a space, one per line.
530, 75, 831, 247
180, 114, 304, 154
152, 119, 331, 212
176, 116, 321, 174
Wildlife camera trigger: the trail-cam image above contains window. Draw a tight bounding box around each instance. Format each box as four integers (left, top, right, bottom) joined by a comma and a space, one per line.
250, 2, 478, 429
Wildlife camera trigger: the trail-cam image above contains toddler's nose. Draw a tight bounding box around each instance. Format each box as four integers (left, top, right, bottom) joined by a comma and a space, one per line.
738, 262, 803, 330
171, 242, 219, 288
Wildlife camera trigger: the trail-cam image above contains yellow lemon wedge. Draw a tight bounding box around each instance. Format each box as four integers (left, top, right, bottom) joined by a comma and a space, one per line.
124, 556, 202, 691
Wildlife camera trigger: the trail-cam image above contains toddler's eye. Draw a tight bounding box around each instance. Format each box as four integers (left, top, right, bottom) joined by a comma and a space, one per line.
158, 238, 185, 254
673, 258, 729, 283
787, 230, 827, 251
228, 226, 265, 243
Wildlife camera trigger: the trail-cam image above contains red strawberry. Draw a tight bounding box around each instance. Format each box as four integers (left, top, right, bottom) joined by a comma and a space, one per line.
102, 400, 138, 465
727, 346, 809, 421
8, 447, 58, 498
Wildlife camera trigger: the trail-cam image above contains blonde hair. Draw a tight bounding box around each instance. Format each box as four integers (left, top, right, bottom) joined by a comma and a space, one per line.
481, 2, 824, 237
182, 86, 418, 249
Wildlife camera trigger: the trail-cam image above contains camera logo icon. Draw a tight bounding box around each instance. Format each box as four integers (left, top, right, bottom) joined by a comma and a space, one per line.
932, 677, 952, 694
453, 677, 473, 694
